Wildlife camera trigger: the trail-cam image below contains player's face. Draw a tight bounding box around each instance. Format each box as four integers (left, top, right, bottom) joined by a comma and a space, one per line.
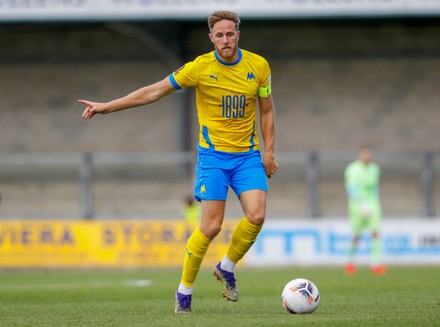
209, 19, 240, 63
359, 148, 372, 164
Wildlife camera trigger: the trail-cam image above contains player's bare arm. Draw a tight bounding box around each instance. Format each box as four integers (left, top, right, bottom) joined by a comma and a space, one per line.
259, 94, 278, 178
79, 77, 176, 120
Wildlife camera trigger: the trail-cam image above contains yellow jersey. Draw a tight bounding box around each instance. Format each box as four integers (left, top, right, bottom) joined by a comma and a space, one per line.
169, 48, 272, 153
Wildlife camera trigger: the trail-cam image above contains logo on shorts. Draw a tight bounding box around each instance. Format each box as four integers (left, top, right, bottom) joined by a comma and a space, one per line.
200, 185, 206, 193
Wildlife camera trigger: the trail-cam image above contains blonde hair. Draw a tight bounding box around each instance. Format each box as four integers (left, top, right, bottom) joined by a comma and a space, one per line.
208, 11, 240, 33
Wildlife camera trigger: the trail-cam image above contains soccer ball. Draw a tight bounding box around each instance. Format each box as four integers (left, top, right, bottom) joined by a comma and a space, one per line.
281, 278, 320, 314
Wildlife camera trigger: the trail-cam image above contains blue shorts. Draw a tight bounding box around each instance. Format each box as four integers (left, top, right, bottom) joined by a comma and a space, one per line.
194, 146, 268, 201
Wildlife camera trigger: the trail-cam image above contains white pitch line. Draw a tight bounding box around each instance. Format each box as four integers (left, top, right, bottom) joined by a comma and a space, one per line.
0, 279, 153, 290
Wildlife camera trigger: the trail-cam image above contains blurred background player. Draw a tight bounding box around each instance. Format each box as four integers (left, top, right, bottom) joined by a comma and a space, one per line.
344, 146, 387, 275
180, 195, 201, 230
78, 10, 278, 313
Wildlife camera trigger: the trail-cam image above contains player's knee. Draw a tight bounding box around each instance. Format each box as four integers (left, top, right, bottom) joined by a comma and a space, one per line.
206, 225, 222, 239
200, 222, 222, 240
246, 210, 265, 226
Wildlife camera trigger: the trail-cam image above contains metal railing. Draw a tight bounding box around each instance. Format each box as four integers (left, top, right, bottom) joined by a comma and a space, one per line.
0, 151, 437, 219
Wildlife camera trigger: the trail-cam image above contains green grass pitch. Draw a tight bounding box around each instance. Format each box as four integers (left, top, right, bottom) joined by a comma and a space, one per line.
0, 266, 438, 326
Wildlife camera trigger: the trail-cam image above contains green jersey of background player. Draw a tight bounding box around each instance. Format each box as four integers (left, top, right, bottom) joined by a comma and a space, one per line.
344, 146, 387, 275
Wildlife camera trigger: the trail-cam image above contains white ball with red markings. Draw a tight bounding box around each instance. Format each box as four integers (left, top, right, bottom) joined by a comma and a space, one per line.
281, 278, 320, 314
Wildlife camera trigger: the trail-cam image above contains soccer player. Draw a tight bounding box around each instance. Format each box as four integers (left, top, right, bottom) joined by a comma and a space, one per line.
180, 195, 201, 230
78, 11, 278, 313
344, 146, 386, 275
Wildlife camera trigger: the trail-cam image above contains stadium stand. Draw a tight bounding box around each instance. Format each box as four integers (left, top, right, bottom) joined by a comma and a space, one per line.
0, 19, 439, 219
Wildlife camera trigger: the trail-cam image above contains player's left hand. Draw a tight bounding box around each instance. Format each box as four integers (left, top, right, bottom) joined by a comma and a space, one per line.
263, 155, 279, 178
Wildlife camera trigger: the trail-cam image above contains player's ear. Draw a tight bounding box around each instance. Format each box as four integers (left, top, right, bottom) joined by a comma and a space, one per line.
208, 33, 214, 44
237, 31, 240, 41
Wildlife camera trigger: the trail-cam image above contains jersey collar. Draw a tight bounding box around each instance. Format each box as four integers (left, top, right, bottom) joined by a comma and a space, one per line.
214, 48, 242, 66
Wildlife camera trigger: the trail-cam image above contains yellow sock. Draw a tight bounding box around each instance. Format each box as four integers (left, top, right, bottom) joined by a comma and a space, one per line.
226, 216, 263, 263
181, 227, 211, 287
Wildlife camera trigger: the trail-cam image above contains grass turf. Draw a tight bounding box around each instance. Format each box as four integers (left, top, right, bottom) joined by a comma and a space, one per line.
0, 266, 439, 326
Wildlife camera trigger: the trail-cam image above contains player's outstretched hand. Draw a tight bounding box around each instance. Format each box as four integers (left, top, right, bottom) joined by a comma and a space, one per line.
78, 99, 109, 120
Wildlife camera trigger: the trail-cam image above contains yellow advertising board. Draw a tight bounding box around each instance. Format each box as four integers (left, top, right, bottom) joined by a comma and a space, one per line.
0, 220, 239, 268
